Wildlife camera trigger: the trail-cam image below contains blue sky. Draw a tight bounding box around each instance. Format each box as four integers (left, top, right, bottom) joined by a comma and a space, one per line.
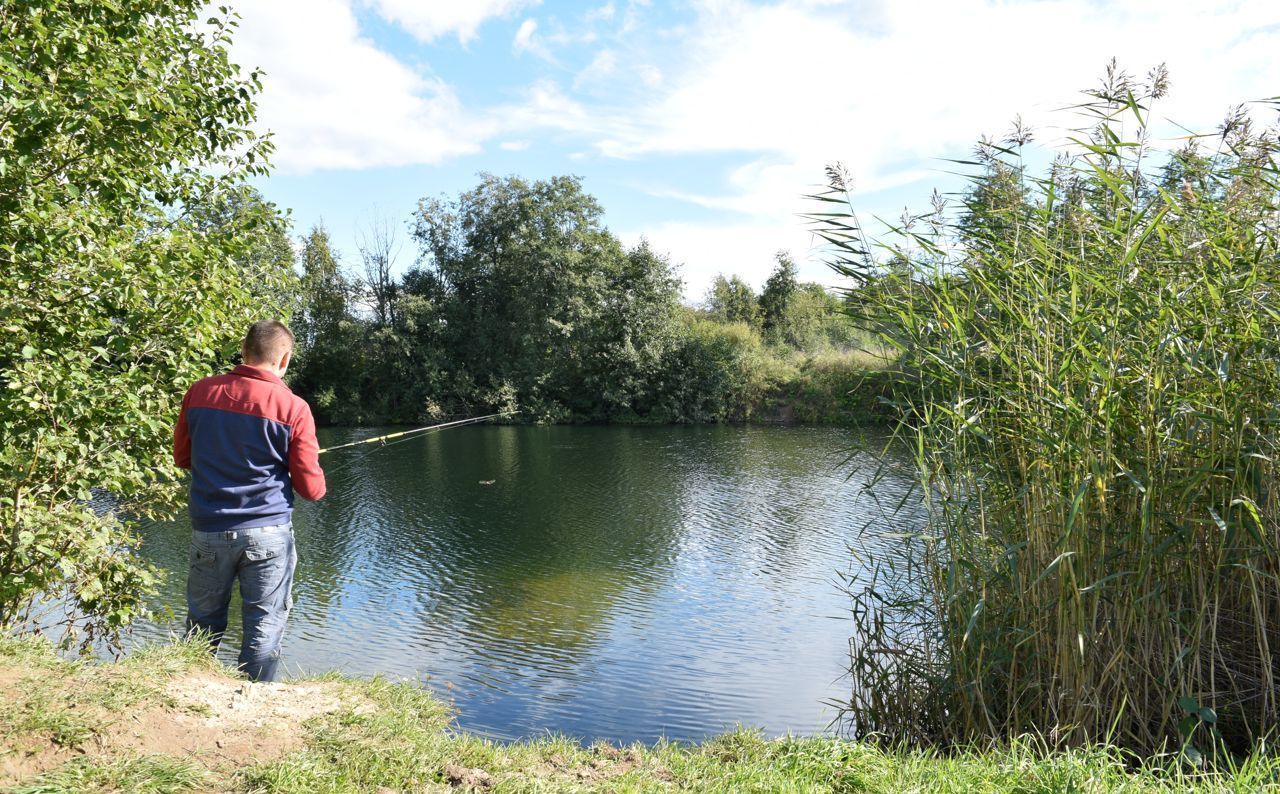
228, 0, 1279, 299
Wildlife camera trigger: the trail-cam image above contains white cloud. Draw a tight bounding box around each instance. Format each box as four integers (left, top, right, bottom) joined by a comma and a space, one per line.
621, 220, 824, 300
586, 4, 617, 23
574, 49, 619, 90
225, 0, 1280, 293
512, 18, 557, 60
365, 0, 538, 43
620, 0, 651, 35
514, 18, 539, 51
495, 79, 621, 138
594, 0, 1280, 293
229, 0, 489, 174
635, 64, 663, 89
642, 159, 933, 221
500, 140, 532, 151
596, 0, 1280, 164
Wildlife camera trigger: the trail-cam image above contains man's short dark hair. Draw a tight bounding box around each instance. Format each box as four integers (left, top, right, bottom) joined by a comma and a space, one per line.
242, 320, 295, 364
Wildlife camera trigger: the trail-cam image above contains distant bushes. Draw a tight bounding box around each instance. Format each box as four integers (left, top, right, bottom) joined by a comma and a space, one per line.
765, 352, 899, 425
289, 174, 890, 427
650, 316, 787, 423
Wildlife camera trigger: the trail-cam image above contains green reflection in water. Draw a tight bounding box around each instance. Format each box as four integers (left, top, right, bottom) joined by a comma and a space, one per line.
132, 424, 917, 744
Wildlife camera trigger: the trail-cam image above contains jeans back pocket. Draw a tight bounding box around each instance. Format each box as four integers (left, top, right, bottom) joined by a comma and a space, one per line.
244, 545, 282, 563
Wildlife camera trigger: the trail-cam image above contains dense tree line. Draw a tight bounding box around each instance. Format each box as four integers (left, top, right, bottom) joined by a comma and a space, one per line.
288, 174, 868, 425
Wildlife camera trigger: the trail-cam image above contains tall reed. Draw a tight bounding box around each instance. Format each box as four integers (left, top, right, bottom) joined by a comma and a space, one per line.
817, 65, 1280, 755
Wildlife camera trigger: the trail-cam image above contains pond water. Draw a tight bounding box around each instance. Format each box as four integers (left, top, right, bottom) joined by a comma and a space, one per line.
130, 424, 919, 744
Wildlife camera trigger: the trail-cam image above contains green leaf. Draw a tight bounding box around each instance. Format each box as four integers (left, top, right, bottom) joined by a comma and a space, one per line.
1178, 715, 1198, 737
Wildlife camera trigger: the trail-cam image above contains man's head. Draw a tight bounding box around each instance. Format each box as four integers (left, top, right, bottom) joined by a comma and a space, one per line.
241, 320, 295, 377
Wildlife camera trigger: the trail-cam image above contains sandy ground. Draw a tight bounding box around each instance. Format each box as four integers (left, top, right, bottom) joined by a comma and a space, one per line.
1, 664, 361, 788
0, 653, 669, 792
107, 674, 351, 763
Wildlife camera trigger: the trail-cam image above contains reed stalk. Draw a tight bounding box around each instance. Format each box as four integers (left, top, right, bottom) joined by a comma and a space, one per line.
817, 64, 1280, 756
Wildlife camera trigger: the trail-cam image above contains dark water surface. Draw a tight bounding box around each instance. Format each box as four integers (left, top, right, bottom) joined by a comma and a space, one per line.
131, 424, 917, 744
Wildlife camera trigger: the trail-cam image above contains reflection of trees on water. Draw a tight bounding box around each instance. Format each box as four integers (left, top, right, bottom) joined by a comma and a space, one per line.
332, 426, 684, 662
129, 424, 921, 694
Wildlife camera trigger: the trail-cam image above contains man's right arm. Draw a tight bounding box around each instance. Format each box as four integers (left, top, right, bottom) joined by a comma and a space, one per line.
289, 404, 327, 501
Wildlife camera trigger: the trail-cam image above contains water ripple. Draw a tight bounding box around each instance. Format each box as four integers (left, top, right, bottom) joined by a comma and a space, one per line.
130, 424, 920, 744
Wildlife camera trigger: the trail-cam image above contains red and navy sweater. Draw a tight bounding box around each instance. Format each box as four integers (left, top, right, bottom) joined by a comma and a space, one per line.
174, 365, 326, 532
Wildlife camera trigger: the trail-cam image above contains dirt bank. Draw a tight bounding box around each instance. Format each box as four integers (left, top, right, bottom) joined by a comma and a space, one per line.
0, 644, 360, 788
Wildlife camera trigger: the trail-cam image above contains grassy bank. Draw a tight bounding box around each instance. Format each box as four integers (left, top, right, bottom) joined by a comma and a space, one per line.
754, 350, 899, 425
2, 638, 1276, 793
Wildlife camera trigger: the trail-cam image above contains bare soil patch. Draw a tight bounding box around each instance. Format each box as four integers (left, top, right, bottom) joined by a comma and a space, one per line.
0, 739, 76, 790
103, 674, 351, 768
519, 745, 656, 787
0, 663, 361, 788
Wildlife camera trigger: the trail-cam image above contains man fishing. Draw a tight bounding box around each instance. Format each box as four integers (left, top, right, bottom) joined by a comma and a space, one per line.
172, 320, 326, 682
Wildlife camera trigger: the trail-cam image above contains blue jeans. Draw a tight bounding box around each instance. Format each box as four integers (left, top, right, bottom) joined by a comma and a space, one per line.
185, 524, 297, 682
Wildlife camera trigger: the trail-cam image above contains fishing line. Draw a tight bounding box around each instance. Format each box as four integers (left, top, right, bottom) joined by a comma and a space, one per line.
317, 413, 504, 455
317, 426, 438, 486
316, 412, 513, 487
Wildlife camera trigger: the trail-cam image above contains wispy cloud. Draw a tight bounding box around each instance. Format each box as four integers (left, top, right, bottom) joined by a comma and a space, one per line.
364, 0, 539, 43
513, 18, 539, 51
592, 0, 1280, 164
594, 0, 1280, 289
512, 18, 556, 61
586, 3, 617, 23
228, 0, 1280, 293
573, 49, 618, 91
229, 0, 489, 173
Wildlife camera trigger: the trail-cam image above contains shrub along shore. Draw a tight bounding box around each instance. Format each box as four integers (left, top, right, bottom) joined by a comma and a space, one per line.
2, 637, 1277, 793
286, 174, 891, 428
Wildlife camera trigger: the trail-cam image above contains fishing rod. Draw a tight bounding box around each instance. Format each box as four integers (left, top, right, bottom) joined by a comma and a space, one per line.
317, 413, 506, 455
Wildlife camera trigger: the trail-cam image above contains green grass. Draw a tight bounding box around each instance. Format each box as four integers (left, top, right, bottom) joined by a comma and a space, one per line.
0, 634, 223, 763
763, 349, 900, 424
240, 694, 1280, 793
8, 755, 210, 794
5, 635, 1280, 792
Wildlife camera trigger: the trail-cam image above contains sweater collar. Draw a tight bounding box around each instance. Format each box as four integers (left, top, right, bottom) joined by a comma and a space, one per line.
232, 364, 289, 390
